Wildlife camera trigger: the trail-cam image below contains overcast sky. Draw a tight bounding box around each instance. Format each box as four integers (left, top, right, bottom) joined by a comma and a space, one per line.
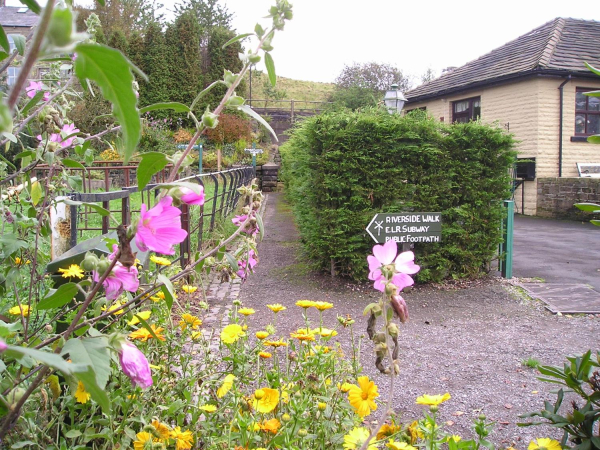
6, 0, 598, 87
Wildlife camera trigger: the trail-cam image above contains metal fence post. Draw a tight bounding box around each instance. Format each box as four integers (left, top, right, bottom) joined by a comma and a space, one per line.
500, 200, 514, 278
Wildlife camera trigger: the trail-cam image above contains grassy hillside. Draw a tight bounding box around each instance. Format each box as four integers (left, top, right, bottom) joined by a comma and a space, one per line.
244, 71, 334, 108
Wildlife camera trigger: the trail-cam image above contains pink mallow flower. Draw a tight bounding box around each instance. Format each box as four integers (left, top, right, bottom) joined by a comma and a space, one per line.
118, 341, 152, 389
93, 245, 139, 301
59, 123, 80, 148
367, 240, 420, 292
180, 186, 205, 206
237, 249, 258, 279
0, 339, 7, 352
232, 214, 259, 236
25, 81, 43, 98
136, 196, 187, 255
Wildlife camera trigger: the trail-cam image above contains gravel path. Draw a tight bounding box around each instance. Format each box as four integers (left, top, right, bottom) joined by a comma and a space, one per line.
238, 193, 600, 447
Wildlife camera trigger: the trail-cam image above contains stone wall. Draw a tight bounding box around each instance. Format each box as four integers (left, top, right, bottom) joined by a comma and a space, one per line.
537, 177, 600, 219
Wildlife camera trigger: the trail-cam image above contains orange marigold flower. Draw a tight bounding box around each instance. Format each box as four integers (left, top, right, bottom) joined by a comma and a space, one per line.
129, 325, 166, 341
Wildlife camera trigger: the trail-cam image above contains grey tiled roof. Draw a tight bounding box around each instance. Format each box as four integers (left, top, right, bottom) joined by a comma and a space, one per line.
406, 18, 600, 103
0, 6, 38, 28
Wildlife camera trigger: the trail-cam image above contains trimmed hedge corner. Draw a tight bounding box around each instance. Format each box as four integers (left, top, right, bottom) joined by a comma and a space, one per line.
280, 109, 516, 283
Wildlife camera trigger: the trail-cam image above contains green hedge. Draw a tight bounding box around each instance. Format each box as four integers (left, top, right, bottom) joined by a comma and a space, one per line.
280, 109, 516, 283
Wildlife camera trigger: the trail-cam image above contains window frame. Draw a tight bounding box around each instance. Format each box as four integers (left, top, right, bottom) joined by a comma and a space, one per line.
7, 67, 20, 86
575, 87, 600, 136
452, 96, 481, 123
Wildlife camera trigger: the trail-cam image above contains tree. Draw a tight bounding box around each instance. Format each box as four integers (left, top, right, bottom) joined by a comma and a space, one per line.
139, 22, 170, 113
165, 11, 204, 122
93, 0, 165, 38
173, 0, 232, 40
330, 62, 411, 110
420, 67, 437, 84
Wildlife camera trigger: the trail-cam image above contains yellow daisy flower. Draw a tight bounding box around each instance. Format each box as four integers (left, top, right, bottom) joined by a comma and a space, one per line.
267, 303, 286, 312
101, 300, 127, 316
181, 285, 197, 293
217, 374, 235, 398
258, 418, 281, 434
151, 419, 171, 441
343, 427, 377, 450
179, 313, 202, 331
129, 324, 166, 341
313, 301, 334, 311
290, 329, 315, 341
127, 311, 151, 326
220, 324, 245, 344
338, 382, 354, 393
238, 307, 255, 316
200, 404, 217, 413
387, 441, 416, 450
150, 255, 171, 266
8, 304, 30, 317
259, 351, 272, 358
58, 264, 85, 279
169, 426, 194, 450
264, 339, 288, 347
528, 438, 562, 450
252, 387, 279, 413
312, 327, 337, 337
376, 423, 401, 440
191, 331, 202, 340
255, 331, 269, 339
296, 300, 317, 309
416, 393, 451, 406
133, 431, 153, 450
74, 381, 91, 404
348, 376, 379, 417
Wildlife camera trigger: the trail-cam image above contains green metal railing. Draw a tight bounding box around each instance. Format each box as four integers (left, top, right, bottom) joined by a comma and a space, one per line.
499, 200, 514, 278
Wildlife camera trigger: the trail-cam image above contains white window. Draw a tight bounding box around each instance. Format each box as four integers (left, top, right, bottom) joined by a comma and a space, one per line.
7, 67, 20, 86
8, 36, 15, 54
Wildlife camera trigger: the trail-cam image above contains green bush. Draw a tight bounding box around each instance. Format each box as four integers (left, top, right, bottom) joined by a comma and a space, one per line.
281, 108, 516, 282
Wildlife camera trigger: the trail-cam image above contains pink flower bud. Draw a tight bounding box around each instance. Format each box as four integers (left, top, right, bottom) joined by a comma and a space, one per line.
391, 295, 409, 323
0, 339, 7, 352
118, 341, 152, 389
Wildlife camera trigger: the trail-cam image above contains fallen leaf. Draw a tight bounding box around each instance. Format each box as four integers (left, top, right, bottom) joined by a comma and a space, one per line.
531, 390, 538, 394
504, 404, 513, 409
446, 421, 454, 426
499, 421, 510, 425
453, 411, 465, 416
441, 377, 449, 381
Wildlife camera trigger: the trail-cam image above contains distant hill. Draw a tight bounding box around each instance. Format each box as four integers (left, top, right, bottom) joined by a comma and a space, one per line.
244, 71, 335, 108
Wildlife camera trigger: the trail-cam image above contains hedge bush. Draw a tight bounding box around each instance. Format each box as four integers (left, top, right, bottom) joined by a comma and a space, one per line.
280, 109, 516, 282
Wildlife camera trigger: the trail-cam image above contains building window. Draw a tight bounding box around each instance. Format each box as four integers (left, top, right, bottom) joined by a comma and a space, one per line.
452, 97, 481, 123
575, 88, 600, 136
8, 36, 15, 53
7, 67, 20, 86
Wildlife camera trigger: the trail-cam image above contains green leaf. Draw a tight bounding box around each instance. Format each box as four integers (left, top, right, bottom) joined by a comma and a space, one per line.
21, 90, 44, 116
0, 320, 22, 338
62, 198, 110, 217
9, 34, 25, 56
0, 51, 8, 62
591, 219, 600, 227
38, 283, 78, 310
157, 274, 174, 310
137, 152, 168, 190
222, 33, 252, 49
18, 0, 41, 14
64, 430, 82, 439
0, 234, 27, 256
134, 314, 162, 344
72, 364, 110, 412
585, 62, 600, 77
256, 213, 264, 241
237, 105, 278, 142
62, 158, 87, 171
139, 102, 190, 115
4, 346, 76, 375
0, 27, 9, 54
224, 252, 238, 272
62, 337, 111, 389
574, 203, 600, 212
587, 135, 600, 144
1, 132, 16, 143
264, 52, 276, 87
74, 43, 140, 163
30, 180, 43, 206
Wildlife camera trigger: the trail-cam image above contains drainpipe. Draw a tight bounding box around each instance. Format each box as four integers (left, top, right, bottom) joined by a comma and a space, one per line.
558, 75, 571, 177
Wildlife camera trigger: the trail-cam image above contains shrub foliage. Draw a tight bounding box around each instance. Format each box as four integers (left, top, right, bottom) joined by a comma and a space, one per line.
281, 109, 516, 282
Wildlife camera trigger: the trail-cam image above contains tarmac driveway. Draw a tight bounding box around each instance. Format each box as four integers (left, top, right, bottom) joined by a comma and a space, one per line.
512, 215, 600, 290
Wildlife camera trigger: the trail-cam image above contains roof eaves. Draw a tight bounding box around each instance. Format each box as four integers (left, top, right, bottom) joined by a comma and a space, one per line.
405, 68, 594, 104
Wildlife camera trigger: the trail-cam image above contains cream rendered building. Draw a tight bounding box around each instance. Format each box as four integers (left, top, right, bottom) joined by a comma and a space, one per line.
405, 18, 600, 216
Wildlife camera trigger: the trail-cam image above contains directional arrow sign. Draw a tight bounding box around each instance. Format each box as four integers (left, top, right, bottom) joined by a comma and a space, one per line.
366, 213, 442, 244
